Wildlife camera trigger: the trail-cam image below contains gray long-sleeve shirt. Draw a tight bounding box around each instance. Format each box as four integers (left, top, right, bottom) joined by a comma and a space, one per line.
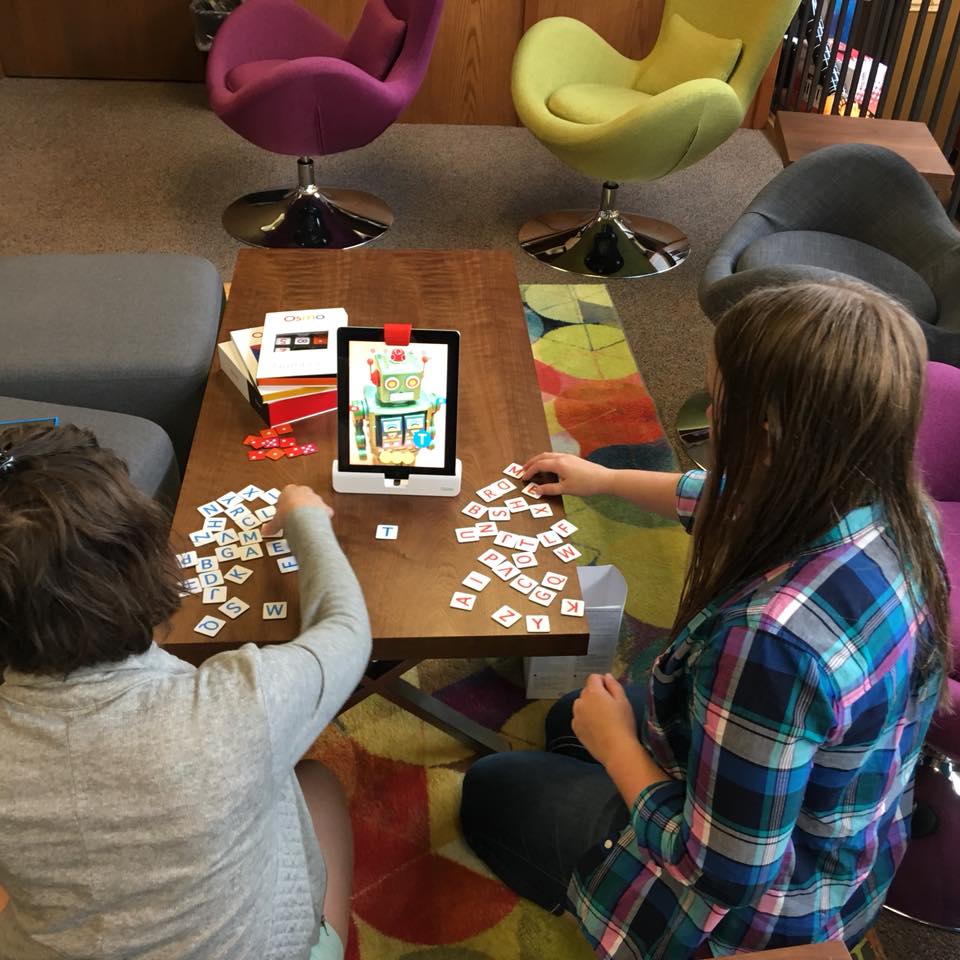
0, 506, 371, 960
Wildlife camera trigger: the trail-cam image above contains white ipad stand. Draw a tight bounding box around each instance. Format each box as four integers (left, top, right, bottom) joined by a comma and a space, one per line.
331, 459, 462, 497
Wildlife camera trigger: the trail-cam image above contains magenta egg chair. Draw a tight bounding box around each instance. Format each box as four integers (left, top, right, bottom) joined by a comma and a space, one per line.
207, 0, 443, 248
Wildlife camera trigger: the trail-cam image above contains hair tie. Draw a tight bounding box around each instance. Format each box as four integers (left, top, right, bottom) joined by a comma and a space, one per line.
0, 451, 16, 476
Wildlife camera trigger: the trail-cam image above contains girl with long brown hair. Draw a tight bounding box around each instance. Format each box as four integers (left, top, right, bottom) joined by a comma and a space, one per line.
461, 281, 950, 959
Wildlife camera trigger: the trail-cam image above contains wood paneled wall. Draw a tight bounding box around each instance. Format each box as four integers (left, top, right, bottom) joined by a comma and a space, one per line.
0, 0, 774, 128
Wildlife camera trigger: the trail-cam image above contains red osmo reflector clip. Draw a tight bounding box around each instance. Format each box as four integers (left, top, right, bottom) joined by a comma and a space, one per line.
383, 323, 412, 346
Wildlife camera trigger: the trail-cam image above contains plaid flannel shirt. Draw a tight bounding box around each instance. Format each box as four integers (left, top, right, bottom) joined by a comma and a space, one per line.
569, 470, 941, 959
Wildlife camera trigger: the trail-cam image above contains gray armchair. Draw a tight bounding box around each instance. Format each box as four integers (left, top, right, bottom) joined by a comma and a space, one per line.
699, 142, 960, 366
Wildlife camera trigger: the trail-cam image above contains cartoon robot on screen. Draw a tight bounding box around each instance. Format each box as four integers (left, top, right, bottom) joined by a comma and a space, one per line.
349, 346, 445, 466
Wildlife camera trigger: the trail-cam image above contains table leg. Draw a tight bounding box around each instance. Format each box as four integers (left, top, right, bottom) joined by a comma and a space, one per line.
341, 660, 511, 755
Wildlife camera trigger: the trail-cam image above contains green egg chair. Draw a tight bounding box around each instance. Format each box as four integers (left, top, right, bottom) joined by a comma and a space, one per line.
511, 0, 799, 278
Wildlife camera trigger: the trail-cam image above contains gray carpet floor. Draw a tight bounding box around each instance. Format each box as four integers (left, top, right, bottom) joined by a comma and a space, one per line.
0, 77, 952, 960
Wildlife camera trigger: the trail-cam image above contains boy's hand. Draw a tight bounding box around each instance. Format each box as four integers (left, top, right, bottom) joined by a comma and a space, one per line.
263, 484, 333, 536
522, 452, 610, 498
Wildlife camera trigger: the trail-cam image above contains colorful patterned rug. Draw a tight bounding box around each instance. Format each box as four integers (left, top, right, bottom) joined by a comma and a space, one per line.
306, 285, 888, 960
306, 284, 689, 958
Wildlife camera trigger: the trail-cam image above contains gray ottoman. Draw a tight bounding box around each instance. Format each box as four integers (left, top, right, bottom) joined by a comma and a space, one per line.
0, 253, 223, 467
0, 397, 180, 509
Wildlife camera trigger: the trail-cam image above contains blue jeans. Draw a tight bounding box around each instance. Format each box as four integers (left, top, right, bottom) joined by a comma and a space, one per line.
459, 685, 647, 914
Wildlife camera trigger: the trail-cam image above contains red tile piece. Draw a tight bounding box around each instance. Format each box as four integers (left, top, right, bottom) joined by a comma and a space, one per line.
242, 434, 260, 446
285, 446, 303, 458
300, 443, 317, 456
250, 438, 265, 449
265, 448, 285, 461
262, 438, 280, 448
260, 428, 278, 439
247, 450, 267, 461
279, 437, 296, 448
275, 424, 294, 435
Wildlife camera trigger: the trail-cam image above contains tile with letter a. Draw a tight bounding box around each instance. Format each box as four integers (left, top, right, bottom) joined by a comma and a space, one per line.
455, 526, 481, 543
277, 555, 300, 574
219, 597, 250, 620
462, 570, 491, 592
241, 543, 264, 561
262, 601, 288, 620
561, 598, 585, 617
449, 591, 477, 611
526, 614, 550, 633
491, 605, 521, 628
194, 615, 226, 637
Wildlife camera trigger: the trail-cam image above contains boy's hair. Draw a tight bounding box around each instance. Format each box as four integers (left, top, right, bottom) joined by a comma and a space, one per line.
673, 280, 951, 705
0, 424, 182, 675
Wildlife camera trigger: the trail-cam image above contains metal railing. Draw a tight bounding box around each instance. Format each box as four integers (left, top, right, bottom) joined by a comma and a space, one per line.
774, 0, 960, 216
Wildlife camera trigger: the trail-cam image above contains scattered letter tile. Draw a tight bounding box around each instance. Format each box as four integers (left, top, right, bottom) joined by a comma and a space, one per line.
478, 549, 506, 569
194, 615, 226, 637
511, 552, 538, 569
262, 601, 288, 620
502, 462, 525, 479
504, 497, 529, 513
375, 524, 399, 540
189, 530, 214, 548
461, 500, 487, 519
237, 514, 262, 530
493, 531, 519, 550
553, 543, 582, 564
180, 577, 202, 595
202, 516, 228, 533
277, 556, 300, 574
449, 591, 477, 611
537, 530, 562, 549
202, 586, 227, 605
218, 491, 242, 507
476, 485, 500, 503
199, 571, 225, 588
514, 536, 540, 553
239, 484, 263, 502
475, 521, 499, 538
176, 551, 198, 569
255, 505, 277, 522
224, 565, 254, 585
216, 529, 239, 546
525, 614, 551, 633
510, 574, 537, 595
561, 598, 585, 617
521, 483, 543, 500
215, 545, 239, 563
455, 526, 480, 543
265, 538, 291, 557
240, 530, 263, 544
491, 605, 521, 628
241, 544, 264, 561
551, 519, 578, 538
540, 571, 568, 591
487, 507, 510, 522
493, 561, 520, 582
462, 570, 491, 591
261, 488, 281, 505
195, 556, 219, 574
197, 500, 224, 517
529, 586, 557, 607
219, 597, 250, 620
529, 503, 554, 519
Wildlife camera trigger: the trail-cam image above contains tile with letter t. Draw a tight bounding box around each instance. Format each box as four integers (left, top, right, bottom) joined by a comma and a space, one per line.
375, 523, 399, 540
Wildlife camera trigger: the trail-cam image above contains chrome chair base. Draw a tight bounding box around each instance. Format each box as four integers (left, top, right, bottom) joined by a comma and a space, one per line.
519, 181, 690, 279
222, 157, 393, 249
676, 389, 711, 469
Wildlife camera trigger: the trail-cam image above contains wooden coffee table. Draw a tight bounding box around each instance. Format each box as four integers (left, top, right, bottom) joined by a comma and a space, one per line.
164, 249, 589, 752
774, 111, 956, 202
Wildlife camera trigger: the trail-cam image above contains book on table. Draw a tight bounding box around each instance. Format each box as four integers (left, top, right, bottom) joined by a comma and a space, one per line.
255, 308, 346, 386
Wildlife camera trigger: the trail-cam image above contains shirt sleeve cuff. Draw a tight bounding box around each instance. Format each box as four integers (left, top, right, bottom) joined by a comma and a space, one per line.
676, 470, 707, 534
631, 777, 686, 861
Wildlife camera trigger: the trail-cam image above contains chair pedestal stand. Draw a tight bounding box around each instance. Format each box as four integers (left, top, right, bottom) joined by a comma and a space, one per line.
222, 157, 394, 249
518, 181, 691, 279
676, 389, 711, 469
